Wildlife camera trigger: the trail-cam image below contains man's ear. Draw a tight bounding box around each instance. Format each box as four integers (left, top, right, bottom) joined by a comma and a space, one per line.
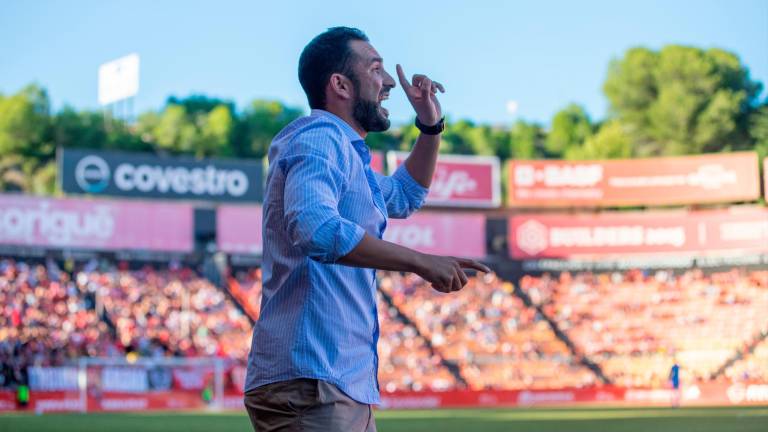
328, 73, 354, 101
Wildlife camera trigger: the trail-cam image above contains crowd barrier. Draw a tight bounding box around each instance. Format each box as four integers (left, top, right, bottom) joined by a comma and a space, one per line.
3, 382, 767, 413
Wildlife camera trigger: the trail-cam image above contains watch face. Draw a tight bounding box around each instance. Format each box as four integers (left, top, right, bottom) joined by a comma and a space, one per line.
417, 117, 445, 135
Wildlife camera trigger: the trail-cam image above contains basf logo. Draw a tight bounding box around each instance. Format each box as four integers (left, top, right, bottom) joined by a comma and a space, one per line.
60, 149, 263, 203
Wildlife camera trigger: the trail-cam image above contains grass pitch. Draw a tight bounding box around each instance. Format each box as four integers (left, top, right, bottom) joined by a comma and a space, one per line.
1, 406, 767, 431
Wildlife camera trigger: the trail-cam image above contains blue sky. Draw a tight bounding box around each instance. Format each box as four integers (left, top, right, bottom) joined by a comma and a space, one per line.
1, 0, 766, 126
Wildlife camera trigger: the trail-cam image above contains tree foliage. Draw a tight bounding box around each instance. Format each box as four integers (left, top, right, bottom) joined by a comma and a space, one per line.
603, 46, 762, 156
0, 43, 765, 195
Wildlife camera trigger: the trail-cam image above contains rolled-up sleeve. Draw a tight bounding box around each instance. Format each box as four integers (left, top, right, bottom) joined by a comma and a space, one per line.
280, 126, 366, 263
374, 163, 429, 219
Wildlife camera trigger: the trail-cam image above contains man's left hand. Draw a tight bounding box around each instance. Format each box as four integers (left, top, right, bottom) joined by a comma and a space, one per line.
396, 64, 444, 126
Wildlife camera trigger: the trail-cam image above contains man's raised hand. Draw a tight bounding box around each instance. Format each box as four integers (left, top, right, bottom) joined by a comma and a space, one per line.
396, 64, 444, 126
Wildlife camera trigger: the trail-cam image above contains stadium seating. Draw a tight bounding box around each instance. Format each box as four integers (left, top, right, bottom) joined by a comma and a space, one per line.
378, 271, 596, 390
521, 269, 768, 387
377, 291, 459, 392
227, 268, 263, 321
0, 259, 111, 387
4, 256, 766, 394
92, 265, 253, 360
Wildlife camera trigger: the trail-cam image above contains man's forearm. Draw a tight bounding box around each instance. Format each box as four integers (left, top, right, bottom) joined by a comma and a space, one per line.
338, 233, 424, 273
403, 132, 440, 188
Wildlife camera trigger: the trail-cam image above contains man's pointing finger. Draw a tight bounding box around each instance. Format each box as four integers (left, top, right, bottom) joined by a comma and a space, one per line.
456, 258, 492, 274
396, 64, 410, 89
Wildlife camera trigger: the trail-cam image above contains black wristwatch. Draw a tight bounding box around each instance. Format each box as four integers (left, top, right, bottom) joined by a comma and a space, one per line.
415, 116, 445, 135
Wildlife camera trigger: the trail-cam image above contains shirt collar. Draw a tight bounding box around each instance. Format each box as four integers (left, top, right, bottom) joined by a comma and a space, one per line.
310, 109, 364, 143
310, 109, 370, 165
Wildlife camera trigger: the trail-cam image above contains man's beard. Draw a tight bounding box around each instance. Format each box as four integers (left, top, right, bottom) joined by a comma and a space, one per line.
352, 89, 390, 133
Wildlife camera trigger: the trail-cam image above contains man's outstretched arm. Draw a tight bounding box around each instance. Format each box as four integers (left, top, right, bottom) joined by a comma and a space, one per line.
338, 233, 490, 293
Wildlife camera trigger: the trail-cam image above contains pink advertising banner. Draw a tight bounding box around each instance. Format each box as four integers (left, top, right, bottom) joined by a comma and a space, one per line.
217, 205, 263, 255
0, 194, 193, 252
384, 211, 486, 258
371, 151, 384, 174
388, 152, 501, 208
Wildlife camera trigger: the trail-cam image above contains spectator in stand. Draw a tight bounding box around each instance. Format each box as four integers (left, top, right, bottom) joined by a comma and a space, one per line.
378, 271, 595, 390
0, 259, 108, 387
520, 268, 768, 388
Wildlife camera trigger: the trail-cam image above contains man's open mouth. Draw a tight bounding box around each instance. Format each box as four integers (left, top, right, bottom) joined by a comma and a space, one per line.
378, 93, 389, 116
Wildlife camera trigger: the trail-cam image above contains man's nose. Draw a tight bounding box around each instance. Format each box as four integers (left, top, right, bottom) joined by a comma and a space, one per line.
383, 69, 396, 89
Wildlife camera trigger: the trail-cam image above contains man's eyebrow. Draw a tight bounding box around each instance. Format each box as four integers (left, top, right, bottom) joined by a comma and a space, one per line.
369, 57, 383, 65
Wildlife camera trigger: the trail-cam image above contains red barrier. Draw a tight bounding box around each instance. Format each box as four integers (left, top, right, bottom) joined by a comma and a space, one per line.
2, 382, 767, 413
509, 207, 768, 259
508, 152, 760, 207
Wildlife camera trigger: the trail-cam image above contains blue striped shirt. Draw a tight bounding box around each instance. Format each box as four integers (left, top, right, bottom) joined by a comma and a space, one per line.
245, 109, 428, 404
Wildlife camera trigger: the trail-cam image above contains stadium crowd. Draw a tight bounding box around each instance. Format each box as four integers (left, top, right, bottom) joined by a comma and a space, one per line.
0, 259, 110, 387
378, 271, 596, 390
92, 264, 253, 360
4, 256, 767, 393
520, 268, 768, 388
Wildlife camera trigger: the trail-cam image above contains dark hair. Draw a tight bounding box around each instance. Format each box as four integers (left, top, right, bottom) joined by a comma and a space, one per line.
298, 27, 369, 110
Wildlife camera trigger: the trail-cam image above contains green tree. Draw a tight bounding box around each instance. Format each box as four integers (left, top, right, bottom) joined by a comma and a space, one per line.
0, 85, 54, 193
546, 104, 593, 157
233, 100, 303, 158
508, 120, 545, 159
565, 120, 632, 160
54, 108, 148, 153
0, 84, 52, 159
750, 104, 768, 160
604, 46, 762, 156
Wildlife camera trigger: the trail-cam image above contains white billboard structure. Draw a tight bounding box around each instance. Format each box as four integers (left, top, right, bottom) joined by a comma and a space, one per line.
98, 53, 140, 120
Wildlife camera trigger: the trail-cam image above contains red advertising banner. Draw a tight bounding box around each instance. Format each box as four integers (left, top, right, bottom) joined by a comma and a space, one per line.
388, 152, 501, 208
4, 382, 766, 413
0, 194, 193, 252
383, 212, 486, 258
216, 205, 263, 255
509, 207, 768, 259
508, 152, 760, 207
371, 151, 384, 174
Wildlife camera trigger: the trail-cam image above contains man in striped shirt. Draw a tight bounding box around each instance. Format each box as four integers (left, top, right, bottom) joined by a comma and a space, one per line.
244, 27, 489, 431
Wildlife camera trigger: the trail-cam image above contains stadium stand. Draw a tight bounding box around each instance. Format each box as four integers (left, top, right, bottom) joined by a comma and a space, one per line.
89, 264, 253, 360
377, 291, 459, 392
378, 271, 597, 390
4, 254, 766, 400
0, 259, 111, 387
520, 268, 768, 388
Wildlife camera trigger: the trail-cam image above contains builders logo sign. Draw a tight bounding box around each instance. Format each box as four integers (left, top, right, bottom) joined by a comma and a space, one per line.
510, 207, 768, 259
508, 152, 760, 207
388, 152, 500, 208
59, 148, 263, 202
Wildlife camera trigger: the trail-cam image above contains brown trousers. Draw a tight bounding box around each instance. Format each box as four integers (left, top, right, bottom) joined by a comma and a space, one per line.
244, 378, 377, 432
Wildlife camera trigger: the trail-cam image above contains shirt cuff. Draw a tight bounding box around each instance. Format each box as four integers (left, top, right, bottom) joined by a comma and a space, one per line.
332, 220, 366, 262
392, 163, 429, 208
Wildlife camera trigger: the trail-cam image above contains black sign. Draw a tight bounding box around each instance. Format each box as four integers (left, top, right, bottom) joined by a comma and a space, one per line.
59, 148, 263, 202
